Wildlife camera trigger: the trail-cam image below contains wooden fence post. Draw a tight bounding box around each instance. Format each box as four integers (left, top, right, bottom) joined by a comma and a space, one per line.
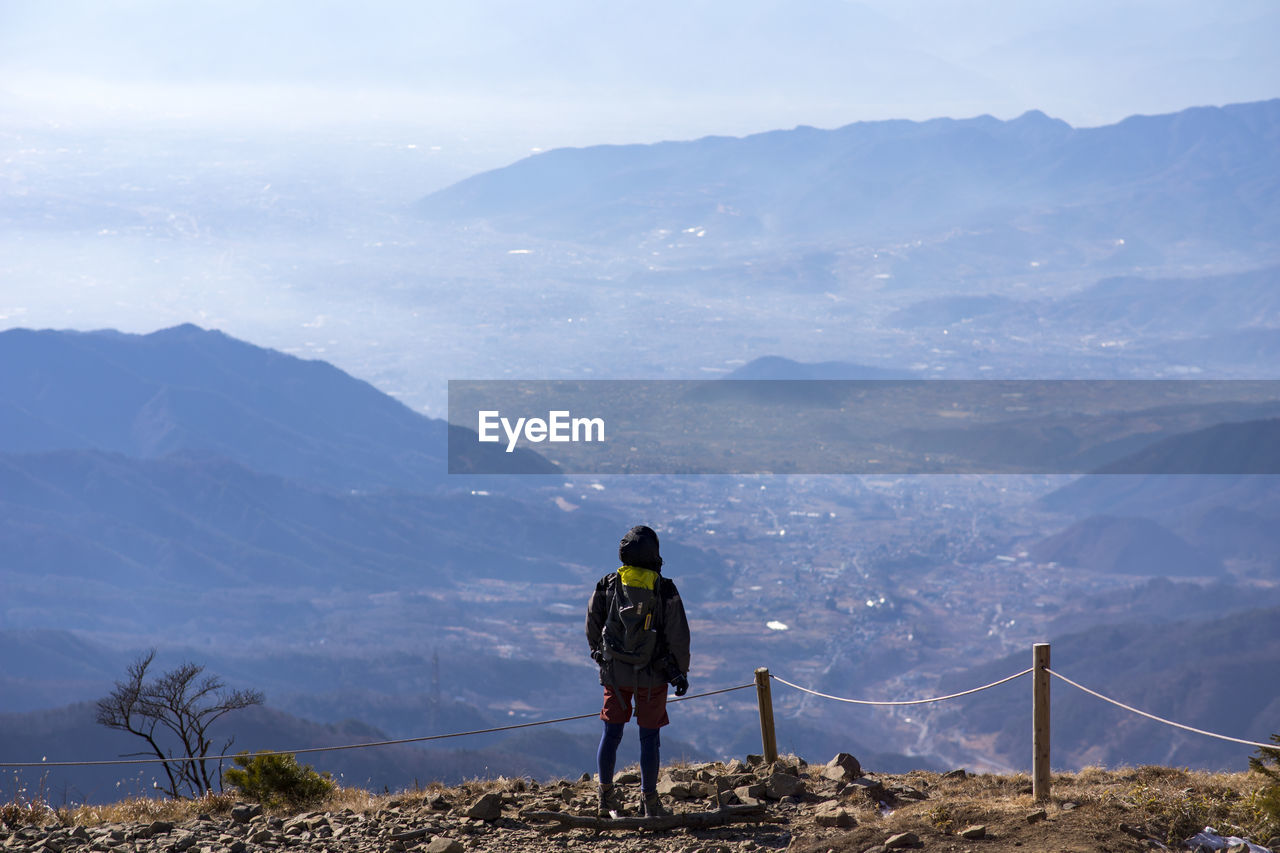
1033, 643, 1051, 802
754, 667, 778, 764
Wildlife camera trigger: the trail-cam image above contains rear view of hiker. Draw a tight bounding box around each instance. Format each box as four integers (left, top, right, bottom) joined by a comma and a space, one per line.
586, 525, 691, 818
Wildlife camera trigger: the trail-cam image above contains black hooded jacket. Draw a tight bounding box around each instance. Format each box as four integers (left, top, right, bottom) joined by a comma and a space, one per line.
585, 526, 691, 689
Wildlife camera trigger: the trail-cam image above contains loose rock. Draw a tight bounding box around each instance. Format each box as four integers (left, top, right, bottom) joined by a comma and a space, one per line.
228, 804, 260, 825
657, 775, 694, 799
845, 777, 887, 801
465, 792, 504, 821
822, 753, 863, 782
423, 837, 465, 853
814, 802, 856, 828
170, 831, 197, 851
764, 772, 806, 800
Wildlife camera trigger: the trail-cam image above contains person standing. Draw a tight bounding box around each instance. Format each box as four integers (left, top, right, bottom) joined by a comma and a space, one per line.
586, 525, 690, 818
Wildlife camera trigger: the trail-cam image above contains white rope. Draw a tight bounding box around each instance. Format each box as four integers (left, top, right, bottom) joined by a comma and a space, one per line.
770, 668, 1033, 706
1048, 669, 1274, 750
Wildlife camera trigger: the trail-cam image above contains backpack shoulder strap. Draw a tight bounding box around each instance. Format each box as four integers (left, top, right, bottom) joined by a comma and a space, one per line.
649, 576, 676, 665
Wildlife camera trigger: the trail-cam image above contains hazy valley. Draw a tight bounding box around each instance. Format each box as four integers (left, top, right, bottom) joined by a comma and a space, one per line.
3, 99, 1280, 803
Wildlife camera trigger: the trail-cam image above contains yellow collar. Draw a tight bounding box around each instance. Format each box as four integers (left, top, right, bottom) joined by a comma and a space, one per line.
618, 565, 658, 589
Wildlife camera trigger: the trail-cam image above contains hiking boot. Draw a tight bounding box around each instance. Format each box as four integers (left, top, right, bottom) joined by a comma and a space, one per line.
640, 791, 668, 818
597, 783, 630, 818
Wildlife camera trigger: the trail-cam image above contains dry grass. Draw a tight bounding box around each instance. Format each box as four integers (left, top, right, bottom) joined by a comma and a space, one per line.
65, 791, 238, 826
804, 766, 1279, 852
1094, 766, 1274, 846
2, 770, 70, 828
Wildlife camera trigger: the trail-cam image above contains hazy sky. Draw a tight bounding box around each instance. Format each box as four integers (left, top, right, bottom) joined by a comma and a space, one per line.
2, 0, 1276, 146
0, 1, 1277, 407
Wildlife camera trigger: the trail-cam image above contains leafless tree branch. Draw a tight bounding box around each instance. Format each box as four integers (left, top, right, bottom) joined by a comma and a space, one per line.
95, 650, 263, 798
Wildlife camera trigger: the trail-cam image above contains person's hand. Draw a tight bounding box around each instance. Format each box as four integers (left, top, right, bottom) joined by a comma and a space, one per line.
591, 649, 605, 665
671, 673, 689, 696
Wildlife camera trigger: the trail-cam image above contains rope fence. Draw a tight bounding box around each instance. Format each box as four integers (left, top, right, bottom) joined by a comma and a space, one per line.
0, 683, 755, 769
1047, 668, 1274, 750
770, 667, 1032, 706
768, 662, 1274, 754
4, 646, 1277, 805
756, 643, 1275, 803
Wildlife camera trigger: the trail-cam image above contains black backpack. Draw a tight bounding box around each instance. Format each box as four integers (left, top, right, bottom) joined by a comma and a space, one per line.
601, 573, 673, 670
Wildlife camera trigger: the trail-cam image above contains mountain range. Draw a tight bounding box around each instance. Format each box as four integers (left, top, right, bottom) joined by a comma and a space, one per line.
726, 356, 916, 380
889, 266, 1280, 342
0, 325, 563, 491
416, 99, 1280, 254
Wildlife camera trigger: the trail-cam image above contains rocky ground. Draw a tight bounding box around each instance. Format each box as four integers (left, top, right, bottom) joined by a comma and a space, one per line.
2, 757, 1276, 853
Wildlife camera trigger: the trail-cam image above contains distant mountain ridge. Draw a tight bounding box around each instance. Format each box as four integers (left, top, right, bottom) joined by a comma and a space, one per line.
0, 325, 452, 492
1093, 417, 1280, 475
726, 356, 915, 380
1030, 514, 1221, 577
416, 99, 1280, 250
0, 324, 559, 491
889, 265, 1280, 343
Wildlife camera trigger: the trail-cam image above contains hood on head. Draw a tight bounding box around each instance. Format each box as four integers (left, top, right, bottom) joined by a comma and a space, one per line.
619, 525, 663, 571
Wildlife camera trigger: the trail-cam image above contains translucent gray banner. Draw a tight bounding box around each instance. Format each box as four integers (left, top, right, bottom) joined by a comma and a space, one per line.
447, 380, 1280, 475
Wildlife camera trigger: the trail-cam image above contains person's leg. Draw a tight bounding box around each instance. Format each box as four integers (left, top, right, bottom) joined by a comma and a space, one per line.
638, 725, 661, 790
633, 684, 670, 791
632, 684, 669, 817
638, 724, 666, 816
597, 721, 624, 785
597, 687, 633, 816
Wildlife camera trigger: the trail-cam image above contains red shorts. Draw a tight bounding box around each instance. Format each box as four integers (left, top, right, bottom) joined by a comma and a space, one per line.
601, 684, 670, 728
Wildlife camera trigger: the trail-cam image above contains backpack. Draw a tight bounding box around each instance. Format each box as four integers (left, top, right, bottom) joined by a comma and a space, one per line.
601, 572, 667, 669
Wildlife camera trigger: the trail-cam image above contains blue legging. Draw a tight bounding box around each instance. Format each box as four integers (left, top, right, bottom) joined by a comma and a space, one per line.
597, 722, 661, 793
